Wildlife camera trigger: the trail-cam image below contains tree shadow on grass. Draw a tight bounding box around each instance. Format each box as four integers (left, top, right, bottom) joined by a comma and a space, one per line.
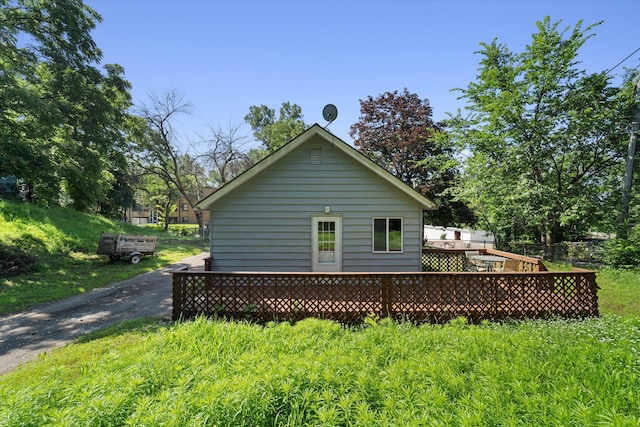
74, 316, 175, 344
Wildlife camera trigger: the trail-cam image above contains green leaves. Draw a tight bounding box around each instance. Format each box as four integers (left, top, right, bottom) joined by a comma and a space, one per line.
603, 225, 640, 269
0, 0, 133, 209
451, 17, 637, 246
244, 102, 308, 152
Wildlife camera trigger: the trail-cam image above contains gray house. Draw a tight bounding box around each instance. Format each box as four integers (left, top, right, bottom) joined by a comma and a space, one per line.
196, 124, 436, 272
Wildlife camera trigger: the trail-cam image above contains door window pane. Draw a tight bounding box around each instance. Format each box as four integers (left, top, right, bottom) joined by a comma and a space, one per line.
317, 221, 336, 263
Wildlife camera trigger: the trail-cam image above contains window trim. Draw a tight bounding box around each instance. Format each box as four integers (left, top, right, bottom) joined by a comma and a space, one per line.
311, 215, 343, 272
372, 217, 404, 253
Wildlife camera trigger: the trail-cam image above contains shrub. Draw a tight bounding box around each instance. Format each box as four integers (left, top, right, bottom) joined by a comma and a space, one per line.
0, 244, 37, 277
603, 226, 640, 269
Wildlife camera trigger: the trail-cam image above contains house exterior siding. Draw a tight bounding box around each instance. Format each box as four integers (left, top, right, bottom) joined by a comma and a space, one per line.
207, 133, 424, 272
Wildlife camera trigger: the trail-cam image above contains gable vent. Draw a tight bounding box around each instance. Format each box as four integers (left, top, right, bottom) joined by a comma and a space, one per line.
310, 147, 323, 164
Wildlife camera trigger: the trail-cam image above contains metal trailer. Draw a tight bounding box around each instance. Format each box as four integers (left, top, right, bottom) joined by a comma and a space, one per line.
97, 233, 157, 264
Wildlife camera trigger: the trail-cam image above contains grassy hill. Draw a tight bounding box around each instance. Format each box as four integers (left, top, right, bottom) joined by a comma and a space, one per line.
0, 199, 207, 314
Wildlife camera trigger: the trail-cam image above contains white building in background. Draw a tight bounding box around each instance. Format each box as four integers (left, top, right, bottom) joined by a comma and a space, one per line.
424, 225, 495, 249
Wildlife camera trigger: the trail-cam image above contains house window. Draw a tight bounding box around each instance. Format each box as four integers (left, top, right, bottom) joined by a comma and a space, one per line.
373, 218, 403, 252
182, 216, 189, 223
182, 204, 189, 211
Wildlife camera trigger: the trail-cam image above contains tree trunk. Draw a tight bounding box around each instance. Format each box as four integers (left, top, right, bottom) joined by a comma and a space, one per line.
542, 218, 563, 261
162, 201, 171, 232
195, 209, 204, 238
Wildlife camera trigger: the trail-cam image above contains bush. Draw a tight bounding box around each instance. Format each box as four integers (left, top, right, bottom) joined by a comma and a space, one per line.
0, 244, 37, 277
603, 226, 640, 269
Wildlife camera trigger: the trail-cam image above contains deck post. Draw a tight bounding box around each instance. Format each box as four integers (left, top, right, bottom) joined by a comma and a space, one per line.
381, 275, 392, 317
172, 273, 182, 321
204, 256, 213, 271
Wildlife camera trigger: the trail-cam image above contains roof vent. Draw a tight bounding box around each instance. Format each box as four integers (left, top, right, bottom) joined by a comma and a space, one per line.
310, 147, 323, 164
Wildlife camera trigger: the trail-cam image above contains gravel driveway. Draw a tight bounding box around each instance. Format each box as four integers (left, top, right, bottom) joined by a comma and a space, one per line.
0, 252, 209, 375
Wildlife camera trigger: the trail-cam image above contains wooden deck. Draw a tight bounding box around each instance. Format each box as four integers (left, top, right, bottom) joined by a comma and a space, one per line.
173, 249, 598, 324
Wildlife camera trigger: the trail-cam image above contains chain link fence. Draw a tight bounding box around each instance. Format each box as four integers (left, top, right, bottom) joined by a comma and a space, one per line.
501, 241, 606, 266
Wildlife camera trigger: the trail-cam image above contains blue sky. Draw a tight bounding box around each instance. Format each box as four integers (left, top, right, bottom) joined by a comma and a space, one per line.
86, 0, 639, 148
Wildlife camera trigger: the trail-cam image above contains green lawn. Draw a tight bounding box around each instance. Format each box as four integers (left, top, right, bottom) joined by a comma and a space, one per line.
597, 268, 640, 317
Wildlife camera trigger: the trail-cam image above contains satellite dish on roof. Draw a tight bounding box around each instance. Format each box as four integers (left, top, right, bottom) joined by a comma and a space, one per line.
322, 104, 338, 127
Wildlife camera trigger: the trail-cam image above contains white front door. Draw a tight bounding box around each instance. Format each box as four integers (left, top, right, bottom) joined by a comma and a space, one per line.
311, 216, 342, 272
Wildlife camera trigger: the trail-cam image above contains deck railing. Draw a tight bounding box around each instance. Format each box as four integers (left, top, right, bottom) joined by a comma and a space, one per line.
421, 248, 546, 272
173, 259, 598, 324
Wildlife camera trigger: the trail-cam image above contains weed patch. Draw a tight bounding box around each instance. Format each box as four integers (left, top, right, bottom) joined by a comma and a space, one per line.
0, 244, 37, 277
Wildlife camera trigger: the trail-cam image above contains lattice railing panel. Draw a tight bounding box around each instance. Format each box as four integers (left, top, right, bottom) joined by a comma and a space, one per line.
173, 270, 598, 323
421, 252, 467, 272
421, 249, 543, 273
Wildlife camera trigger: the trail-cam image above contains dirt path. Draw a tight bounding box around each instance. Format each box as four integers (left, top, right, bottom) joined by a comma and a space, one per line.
0, 252, 209, 375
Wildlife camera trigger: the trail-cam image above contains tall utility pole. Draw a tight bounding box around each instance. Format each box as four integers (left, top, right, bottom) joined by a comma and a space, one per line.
618, 80, 640, 238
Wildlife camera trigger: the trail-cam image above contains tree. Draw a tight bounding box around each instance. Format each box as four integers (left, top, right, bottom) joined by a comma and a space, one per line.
55, 63, 133, 210
99, 166, 136, 219
199, 124, 253, 187
0, 0, 133, 208
244, 102, 308, 152
132, 90, 207, 229
139, 172, 180, 232
449, 17, 637, 252
349, 88, 474, 226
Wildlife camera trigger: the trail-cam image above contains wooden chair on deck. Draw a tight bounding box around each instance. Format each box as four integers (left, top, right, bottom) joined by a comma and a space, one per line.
464, 250, 486, 272
502, 259, 520, 272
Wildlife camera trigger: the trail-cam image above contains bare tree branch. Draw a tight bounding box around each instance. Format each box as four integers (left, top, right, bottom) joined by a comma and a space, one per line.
132, 89, 205, 228
197, 123, 253, 187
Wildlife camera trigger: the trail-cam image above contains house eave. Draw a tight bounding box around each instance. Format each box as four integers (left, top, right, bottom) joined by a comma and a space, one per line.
196, 124, 437, 211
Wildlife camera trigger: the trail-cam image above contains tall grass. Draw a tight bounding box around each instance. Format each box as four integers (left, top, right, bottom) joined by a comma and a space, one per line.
0, 200, 206, 314
597, 267, 640, 317
1, 316, 638, 426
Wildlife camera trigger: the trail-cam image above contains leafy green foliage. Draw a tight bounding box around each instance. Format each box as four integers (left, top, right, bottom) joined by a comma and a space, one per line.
0, 0, 134, 210
350, 89, 474, 226
602, 226, 640, 269
0, 316, 638, 425
244, 102, 309, 152
450, 17, 638, 246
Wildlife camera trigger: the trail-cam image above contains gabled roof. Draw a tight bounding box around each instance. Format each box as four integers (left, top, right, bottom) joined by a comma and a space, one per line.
196, 124, 437, 210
